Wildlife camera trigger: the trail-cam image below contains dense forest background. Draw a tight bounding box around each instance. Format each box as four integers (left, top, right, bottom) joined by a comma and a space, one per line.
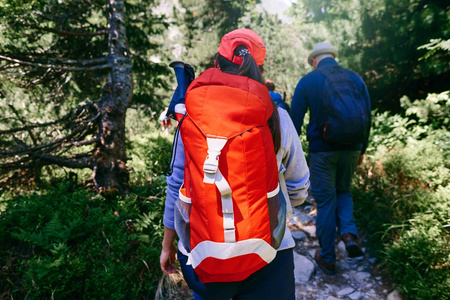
0, 0, 449, 299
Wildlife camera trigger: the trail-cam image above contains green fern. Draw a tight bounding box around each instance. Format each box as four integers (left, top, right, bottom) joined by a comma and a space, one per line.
43, 214, 65, 240
135, 211, 158, 231
11, 229, 47, 247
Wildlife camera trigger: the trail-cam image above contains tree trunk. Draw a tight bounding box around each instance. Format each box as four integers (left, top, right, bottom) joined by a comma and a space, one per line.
92, 0, 133, 194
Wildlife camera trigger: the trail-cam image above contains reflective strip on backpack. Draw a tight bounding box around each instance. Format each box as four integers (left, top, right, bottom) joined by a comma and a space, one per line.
267, 184, 280, 198
174, 103, 186, 115
187, 238, 277, 268
178, 185, 191, 204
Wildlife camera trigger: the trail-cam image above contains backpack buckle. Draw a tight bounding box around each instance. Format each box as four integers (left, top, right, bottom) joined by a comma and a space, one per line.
203, 138, 228, 176
203, 154, 219, 174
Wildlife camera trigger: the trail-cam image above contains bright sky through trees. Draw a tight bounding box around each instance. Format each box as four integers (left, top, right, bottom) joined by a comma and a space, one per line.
261, 0, 293, 14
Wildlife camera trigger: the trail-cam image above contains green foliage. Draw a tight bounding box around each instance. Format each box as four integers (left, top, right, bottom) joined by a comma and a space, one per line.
418, 38, 450, 60
0, 0, 172, 192
240, 0, 361, 101
0, 179, 165, 299
384, 204, 450, 300
0, 0, 108, 105
257, 0, 450, 113
1, 0, 450, 298
384, 138, 449, 187
353, 91, 450, 299
368, 110, 422, 151
357, 0, 450, 111
0, 0, 170, 109
296, 0, 362, 69
243, 9, 315, 98
124, 0, 172, 110
0, 110, 173, 297
126, 105, 160, 138
401, 91, 450, 130
160, 0, 258, 74
354, 136, 448, 236
127, 132, 174, 187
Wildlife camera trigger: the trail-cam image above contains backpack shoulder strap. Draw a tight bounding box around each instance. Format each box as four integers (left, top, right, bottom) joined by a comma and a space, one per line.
315, 65, 346, 77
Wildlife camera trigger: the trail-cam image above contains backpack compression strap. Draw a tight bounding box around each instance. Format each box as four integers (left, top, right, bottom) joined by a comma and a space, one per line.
203, 137, 236, 243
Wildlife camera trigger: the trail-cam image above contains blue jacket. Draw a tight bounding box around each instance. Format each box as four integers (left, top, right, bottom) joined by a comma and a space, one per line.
290, 58, 371, 154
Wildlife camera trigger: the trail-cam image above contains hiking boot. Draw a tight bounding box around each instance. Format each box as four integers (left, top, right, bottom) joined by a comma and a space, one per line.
314, 248, 336, 275
342, 233, 364, 258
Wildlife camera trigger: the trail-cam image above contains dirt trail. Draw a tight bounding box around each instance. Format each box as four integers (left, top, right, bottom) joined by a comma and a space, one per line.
289, 201, 395, 300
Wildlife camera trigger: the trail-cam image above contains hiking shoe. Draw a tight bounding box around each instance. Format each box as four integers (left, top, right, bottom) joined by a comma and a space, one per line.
342, 233, 364, 258
314, 248, 336, 275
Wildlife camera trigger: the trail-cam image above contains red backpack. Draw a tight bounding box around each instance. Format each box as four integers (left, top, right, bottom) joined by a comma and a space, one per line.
174, 68, 286, 283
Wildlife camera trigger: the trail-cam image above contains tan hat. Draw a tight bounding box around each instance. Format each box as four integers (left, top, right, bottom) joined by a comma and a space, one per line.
307, 42, 337, 66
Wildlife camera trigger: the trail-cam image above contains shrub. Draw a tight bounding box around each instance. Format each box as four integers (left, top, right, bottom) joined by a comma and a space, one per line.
0, 111, 175, 299
353, 96, 450, 300
381, 137, 449, 188
127, 133, 174, 188
401, 91, 450, 130
0, 181, 165, 299
384, 195, 450, 300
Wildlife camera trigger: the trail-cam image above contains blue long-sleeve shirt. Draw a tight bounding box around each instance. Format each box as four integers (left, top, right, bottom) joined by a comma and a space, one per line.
290, 58, 371, 154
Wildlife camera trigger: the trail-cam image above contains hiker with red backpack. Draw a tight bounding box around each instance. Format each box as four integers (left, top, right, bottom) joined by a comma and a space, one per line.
160, 28, 310, 300
290, 42, 371, 275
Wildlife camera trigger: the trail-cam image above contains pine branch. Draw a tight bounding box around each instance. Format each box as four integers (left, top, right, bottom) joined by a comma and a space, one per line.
63, 137, 100, 148
0, 154, 92, 170
0, 101, 98, 135
48, 57, 109, 66
1, 54, 109, 67
33, 154, 92, 169
0, 55, 111, 72
1, 126, 92, 157
0, 62, 20, 71
0, 120, 64, 135
30, 24, 108, 37
8, 103, 39, 146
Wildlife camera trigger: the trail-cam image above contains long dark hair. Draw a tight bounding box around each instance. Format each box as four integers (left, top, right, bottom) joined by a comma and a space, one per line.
216, 46, 281, 153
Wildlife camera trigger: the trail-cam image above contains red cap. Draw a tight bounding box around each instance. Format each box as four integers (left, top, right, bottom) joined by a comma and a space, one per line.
218, 28, 266, 66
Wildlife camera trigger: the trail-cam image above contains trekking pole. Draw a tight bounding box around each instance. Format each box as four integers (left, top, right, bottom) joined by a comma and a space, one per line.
165, 61, 195, 176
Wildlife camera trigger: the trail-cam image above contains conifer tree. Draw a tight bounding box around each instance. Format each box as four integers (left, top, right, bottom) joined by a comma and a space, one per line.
0, 0, 168, 193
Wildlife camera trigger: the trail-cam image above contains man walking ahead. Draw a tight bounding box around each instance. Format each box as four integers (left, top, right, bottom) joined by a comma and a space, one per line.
290, 42, 371, 275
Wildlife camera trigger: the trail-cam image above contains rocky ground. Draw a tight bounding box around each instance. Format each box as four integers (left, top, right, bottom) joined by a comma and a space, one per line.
156, 198, 404, 300
289, 201, 402, 300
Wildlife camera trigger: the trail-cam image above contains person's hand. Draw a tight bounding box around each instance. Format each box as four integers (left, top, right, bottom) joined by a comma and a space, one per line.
358, 154, 365, 167
160, 243, 177, 274
160, 227, 178, 274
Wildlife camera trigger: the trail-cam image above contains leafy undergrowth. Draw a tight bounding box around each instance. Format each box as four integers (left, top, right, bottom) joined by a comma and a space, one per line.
353, 92, 450, 300
0, 181, 165, 299
0, 132, 174, 299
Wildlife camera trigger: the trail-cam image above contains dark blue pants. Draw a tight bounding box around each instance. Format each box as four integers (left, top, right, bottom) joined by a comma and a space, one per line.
309, 151, 360, 264
178, 248, 295, 300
